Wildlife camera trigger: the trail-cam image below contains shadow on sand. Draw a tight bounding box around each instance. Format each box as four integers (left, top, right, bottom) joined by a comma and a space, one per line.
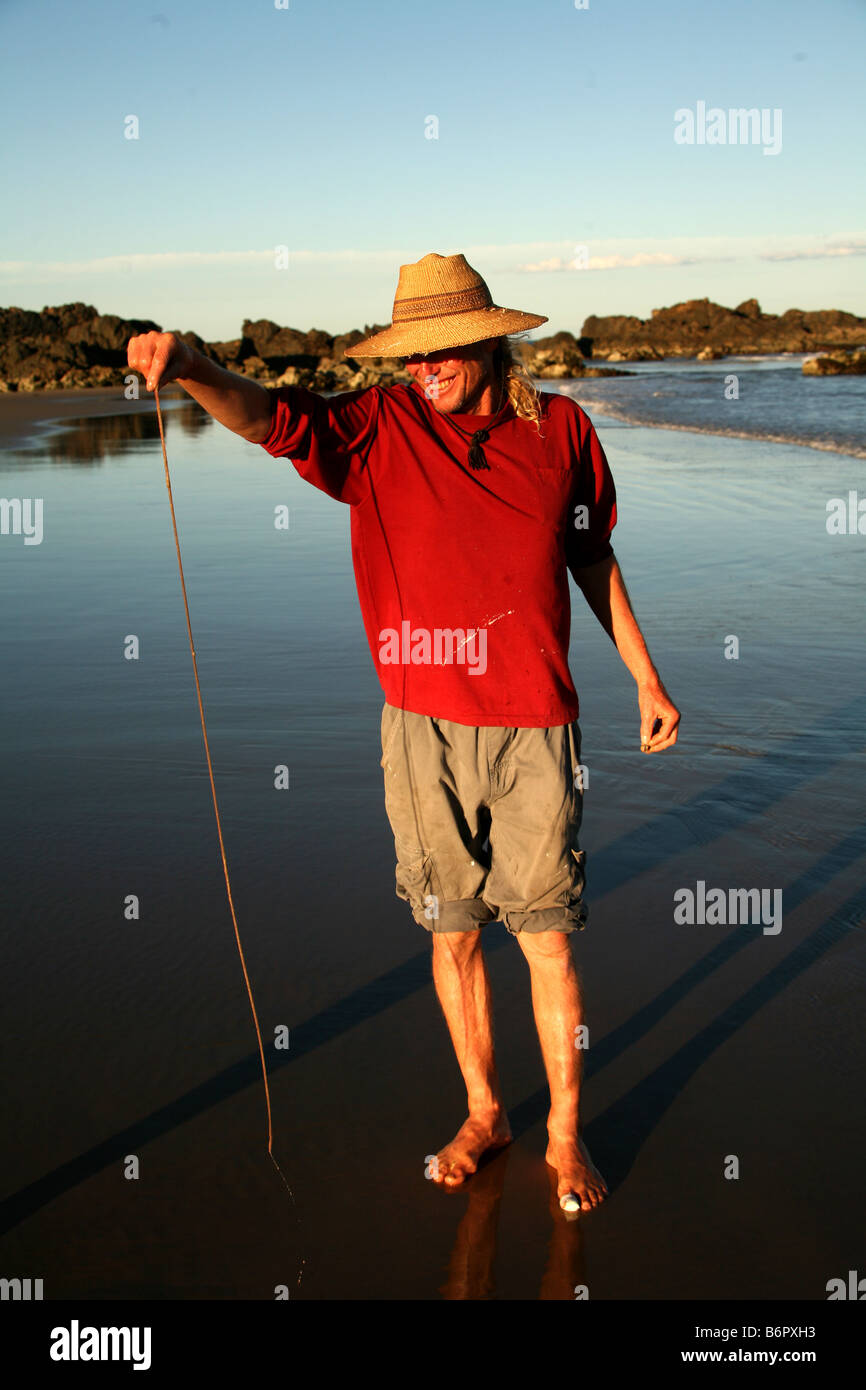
2, 698, 863, 1237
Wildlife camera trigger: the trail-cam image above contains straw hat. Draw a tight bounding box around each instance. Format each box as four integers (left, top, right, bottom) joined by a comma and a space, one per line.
344, 252, 548, 358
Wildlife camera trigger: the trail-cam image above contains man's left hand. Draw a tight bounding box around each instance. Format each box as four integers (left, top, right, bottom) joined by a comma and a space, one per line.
638, 678, 680, 753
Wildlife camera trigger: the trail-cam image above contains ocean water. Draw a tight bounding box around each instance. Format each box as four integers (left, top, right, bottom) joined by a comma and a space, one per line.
0, 384, 864, 1300
559, 354, 866, 458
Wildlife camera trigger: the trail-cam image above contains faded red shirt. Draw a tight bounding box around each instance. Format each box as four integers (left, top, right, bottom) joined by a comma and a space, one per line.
258, 380, 617, 727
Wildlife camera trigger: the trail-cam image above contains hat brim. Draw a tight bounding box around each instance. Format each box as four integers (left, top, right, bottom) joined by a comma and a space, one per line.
343, 307, 548, 359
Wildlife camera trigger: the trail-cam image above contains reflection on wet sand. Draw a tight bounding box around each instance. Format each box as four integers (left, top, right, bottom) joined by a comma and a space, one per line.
8, 397, 211, 466
439, 1147, 509, 1301
438, 1147, 586, 1301
540, 1165, 588, 1301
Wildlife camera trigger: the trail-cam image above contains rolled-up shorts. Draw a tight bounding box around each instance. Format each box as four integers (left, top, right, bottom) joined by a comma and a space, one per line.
380, 702, 588, 935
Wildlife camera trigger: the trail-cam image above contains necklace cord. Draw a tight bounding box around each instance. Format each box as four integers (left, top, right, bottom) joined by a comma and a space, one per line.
433, 361, 508, 469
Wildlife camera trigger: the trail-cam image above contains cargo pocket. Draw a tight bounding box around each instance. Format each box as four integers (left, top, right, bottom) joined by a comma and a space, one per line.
564, 847, 589, 930
394, 851, 438, 925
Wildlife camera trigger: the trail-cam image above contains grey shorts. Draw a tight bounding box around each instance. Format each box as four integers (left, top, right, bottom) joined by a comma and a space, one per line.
380, 703, 588, 935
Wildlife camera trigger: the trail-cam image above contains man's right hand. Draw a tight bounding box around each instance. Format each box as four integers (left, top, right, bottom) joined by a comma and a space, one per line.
127, 331, 196, 392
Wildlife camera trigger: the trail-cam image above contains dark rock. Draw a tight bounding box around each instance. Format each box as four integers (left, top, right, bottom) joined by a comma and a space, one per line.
208, 338, 243, 366
304, 328, 334, 357
580, 297, 866, 358
238, 355, 269, 380
242, 318, 309, 359
174, 330, 206, 354
0, 303, 160, 384
802, 349, 866, 375
334, 330, 367, 363
5, 298, 863, 393
521, 331, 631, 377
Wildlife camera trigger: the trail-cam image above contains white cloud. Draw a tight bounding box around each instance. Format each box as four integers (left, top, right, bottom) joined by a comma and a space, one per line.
519, 251, 705, 272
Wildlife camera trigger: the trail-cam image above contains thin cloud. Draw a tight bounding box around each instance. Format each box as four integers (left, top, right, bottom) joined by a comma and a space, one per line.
0, 247, 419, 277
515, 239, 866, 272
761, 240, 866, 262
1, 237, 864, 280
518, 252, 704, 272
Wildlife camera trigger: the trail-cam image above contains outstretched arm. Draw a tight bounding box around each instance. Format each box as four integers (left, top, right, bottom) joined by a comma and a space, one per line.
126, 332, 273, 442
571, 551, 681, 752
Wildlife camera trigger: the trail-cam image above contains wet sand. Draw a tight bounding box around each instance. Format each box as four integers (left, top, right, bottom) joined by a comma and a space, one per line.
0, 392, 864, 1300
0, 385, 185, 447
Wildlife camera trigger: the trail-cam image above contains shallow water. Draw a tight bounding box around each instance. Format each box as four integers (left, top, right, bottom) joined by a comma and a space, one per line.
565, 355, 866, 458
0, 396, 864, 1298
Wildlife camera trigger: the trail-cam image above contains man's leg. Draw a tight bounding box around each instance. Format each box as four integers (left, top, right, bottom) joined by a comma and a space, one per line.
429, 930, 512, 1187
381, 705, 508, 1186
515, 930, 607, 1210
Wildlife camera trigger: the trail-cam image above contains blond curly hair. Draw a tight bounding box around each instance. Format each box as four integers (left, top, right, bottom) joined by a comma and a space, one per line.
495, 335, 544, 433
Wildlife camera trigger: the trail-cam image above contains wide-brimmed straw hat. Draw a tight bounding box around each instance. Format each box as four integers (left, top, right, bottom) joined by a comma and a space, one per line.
344, 252, 548, 358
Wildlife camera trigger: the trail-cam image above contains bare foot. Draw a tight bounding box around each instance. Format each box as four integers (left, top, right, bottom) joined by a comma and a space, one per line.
546, 1130, 608, 1212
432, 1109, 512, 1187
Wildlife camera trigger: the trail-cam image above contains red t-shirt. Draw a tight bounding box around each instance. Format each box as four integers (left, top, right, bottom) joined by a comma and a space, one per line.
257, 380, 617, 727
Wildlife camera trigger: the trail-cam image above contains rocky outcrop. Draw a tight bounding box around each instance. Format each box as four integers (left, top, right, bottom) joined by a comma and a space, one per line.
522, 332, 630, 378
0, 303, 162, 390
0, 304, 630, 391
0, 305, 409, 393
802, 349, 866, 375
2, 299, 864, 391
580, 298, 866, 361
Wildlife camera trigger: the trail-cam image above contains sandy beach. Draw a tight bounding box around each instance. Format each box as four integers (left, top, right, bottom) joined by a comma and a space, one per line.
0, 386, 185, 448
1, 387, 863, 1302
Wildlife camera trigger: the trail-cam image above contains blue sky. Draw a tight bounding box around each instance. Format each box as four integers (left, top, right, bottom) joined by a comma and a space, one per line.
1, 0, 863, 340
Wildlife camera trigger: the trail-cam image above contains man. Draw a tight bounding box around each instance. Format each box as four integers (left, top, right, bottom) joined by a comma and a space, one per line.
127, 252, 680, 1214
